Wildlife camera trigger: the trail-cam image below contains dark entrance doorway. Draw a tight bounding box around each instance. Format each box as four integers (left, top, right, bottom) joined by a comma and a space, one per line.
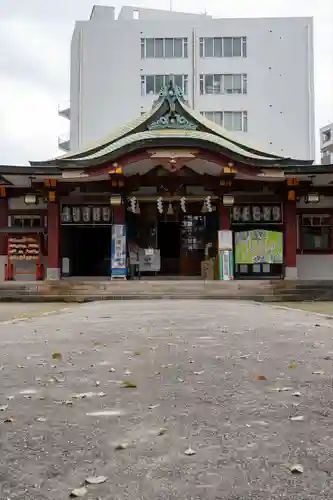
158, 221, 181, 275
61, 226, 111, 277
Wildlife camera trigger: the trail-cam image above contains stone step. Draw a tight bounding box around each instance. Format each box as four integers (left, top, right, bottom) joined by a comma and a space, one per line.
0, 279, 333, 302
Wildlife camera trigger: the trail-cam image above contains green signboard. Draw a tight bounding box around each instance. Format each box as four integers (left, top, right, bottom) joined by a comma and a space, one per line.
234, 230, 283, 265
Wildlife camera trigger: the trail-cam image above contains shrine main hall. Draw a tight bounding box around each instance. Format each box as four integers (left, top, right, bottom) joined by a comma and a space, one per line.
0, 83, 332, 283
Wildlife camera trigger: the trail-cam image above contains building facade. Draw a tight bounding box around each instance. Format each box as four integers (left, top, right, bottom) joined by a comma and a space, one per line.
59, 6, 315, 162
1, 83, 332, 283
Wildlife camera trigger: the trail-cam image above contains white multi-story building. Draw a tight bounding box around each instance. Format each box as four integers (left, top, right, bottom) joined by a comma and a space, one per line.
59, 5, 315, 161
320, 123, 333, 165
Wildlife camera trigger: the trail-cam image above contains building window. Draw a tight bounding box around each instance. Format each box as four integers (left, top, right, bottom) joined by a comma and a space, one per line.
141, 37, 188, 58
202, 111, 248, 132
323, 129, 332, 143
300, 215, 331, 250
141, 74, 188, 96
199, 74, 247, 95
10, 215, 42, 228
199, 37, 247, 58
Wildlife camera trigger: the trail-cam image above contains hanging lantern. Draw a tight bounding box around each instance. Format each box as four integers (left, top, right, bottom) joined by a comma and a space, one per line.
92, 206, 101, 222
82, 206, 91, 222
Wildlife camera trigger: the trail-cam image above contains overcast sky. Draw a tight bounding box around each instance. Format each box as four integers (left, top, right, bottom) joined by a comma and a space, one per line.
0, 0, 332, 165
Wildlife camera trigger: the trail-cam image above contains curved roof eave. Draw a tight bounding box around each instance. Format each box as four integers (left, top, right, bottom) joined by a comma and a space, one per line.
51, 130, 311, 169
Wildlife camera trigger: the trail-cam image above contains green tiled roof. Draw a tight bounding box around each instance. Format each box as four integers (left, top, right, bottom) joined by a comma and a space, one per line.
30, 82, 313, 168
64, 129, 284, 164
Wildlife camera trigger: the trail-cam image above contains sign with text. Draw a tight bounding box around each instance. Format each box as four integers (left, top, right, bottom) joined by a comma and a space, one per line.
138, 249, 161, 272
8, 236, 40, 261
60, 205, 112, 224
111, 224, 127, 278
234, 230, 283, 265
231, 205, 282, 224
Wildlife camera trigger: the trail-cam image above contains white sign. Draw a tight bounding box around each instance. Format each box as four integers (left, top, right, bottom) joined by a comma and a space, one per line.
218, 230, 233, 251
138, 249, 160, 272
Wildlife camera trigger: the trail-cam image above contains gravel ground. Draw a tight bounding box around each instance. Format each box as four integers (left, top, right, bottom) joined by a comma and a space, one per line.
0, 302, 71, 322
278, 301, 333, 316
1, 299, 333, 500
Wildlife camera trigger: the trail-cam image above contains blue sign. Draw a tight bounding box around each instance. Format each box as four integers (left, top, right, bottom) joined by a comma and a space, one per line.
111, 224, 127, 278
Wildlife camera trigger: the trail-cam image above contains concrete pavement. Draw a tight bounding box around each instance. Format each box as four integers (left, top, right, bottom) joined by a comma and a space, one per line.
0, 300, 333, 499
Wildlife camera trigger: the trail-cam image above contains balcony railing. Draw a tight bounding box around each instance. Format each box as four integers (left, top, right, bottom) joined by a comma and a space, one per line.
58, 133, 70, 152
58, 101, 70, 120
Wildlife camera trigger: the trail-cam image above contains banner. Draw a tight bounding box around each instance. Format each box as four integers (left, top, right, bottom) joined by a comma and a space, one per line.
218, 230, 234, 280
234, 230, 283, 265
111, 224, 127, 278
218, 250, 234, 280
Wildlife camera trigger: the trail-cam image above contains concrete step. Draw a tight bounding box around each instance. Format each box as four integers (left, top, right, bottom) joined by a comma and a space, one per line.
0, 279, 333, 302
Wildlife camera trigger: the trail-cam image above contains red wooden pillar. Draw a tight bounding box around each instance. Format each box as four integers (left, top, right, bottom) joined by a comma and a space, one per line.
47, 201, 60, 280
284, 200, 298, 279
0, 198, 8, 281
219, 202, 230, 230
113, 204, 125, 225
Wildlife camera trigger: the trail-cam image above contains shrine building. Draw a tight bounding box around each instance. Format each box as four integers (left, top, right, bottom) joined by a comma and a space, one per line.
0, 82, 332, 282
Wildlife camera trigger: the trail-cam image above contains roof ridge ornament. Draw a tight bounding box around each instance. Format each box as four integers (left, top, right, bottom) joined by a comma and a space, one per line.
149, 80, 197, 131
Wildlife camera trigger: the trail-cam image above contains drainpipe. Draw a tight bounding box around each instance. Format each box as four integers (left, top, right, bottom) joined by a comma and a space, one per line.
191, 27, 196, 109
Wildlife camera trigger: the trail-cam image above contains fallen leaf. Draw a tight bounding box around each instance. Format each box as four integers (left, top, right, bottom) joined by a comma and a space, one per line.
288, 361, 297, 369
0, 405, 8, 411
115, 443, 128, 450
72, 392, 105, 399
85, 476, 108, 485
120, 380, 137, 389
289, 464, 304, 474
290, 415, 305, 421
52, 352, 62, 361
157, 427, 167, 436
70, 487, 87, 497
184, 447, 196, 456
253, 375, 267, 381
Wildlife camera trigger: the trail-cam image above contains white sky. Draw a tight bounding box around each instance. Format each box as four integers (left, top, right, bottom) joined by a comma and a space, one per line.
0, 0, 332, 164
